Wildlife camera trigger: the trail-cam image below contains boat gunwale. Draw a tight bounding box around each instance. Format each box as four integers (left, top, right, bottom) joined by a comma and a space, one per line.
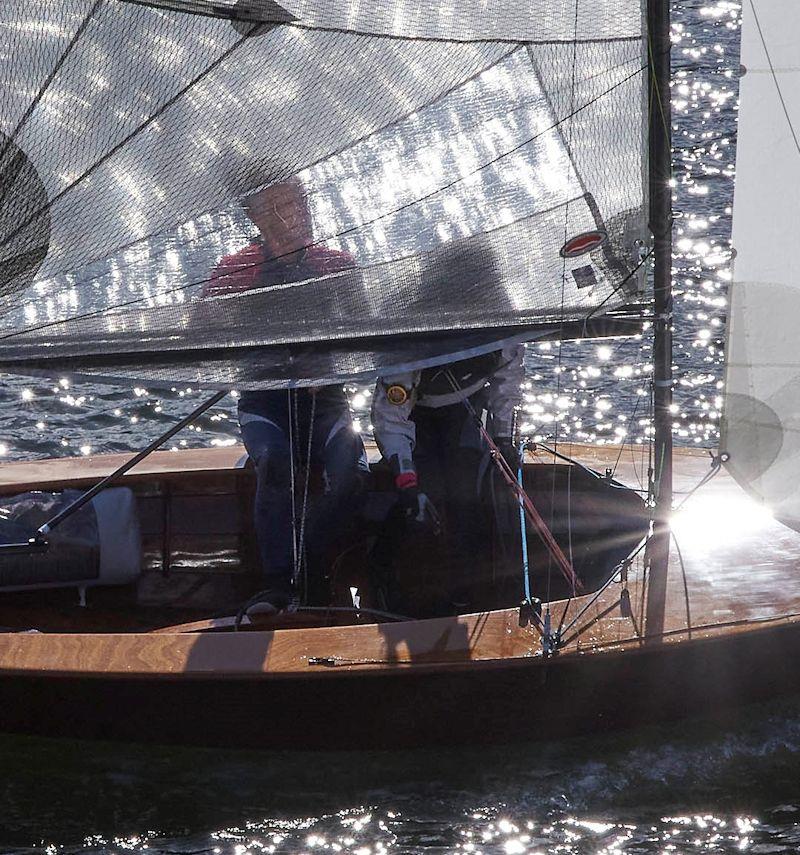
0, 441, 711, 494
0, 608, 798, 680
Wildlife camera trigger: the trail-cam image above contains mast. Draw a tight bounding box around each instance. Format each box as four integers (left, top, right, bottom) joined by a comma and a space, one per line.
644, 0, 673, 640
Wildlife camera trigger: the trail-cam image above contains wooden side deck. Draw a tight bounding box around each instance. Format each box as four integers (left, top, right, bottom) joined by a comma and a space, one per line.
0, 446, 248, 493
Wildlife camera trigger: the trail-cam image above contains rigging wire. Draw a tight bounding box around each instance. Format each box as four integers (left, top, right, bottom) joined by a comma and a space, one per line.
672, 452, 723, 511
517, 440, 532, 604
488, 458, 515, 581
644, 0, 676, 630
580, 247, 654, 333
546, 0, 581, 627
558, 535, 648, 642
443, 369, 579, 592
647, 25, 672, 149
287, 389, 298, 579
639, 343, 657, 630
610, 393, 642, 480
672, 529, 692, 639
36, 389, 227, 537
296, 391, 316, 602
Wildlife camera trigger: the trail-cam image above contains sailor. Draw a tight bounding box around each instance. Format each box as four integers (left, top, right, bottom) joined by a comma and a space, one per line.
207, 179, 369, 613
371, 345, 525, 606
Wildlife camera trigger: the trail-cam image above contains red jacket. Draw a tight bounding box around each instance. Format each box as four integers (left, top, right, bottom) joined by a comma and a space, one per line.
204, 241, 355, 297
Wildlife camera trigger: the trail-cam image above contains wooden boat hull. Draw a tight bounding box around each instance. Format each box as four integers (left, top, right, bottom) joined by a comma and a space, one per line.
0, 443, 798, 749
0, 616, 798, 749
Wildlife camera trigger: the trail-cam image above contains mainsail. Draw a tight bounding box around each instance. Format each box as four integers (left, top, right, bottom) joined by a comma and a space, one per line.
723, 0, 800, 527
0, 0, 649, 388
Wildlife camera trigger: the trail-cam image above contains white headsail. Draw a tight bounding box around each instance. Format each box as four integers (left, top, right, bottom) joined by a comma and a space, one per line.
724, 0, 800, 527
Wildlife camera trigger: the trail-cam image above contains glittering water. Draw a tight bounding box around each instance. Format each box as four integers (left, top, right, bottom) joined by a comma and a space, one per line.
3, 694, 800, 853
0, 1, 739, 460
2, 3, 795, 854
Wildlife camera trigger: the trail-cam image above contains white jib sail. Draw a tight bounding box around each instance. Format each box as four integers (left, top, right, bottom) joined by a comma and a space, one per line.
723, 0, 800, 528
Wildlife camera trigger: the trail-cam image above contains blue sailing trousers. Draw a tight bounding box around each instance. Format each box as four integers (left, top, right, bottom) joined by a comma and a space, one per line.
238, 388, 368, 596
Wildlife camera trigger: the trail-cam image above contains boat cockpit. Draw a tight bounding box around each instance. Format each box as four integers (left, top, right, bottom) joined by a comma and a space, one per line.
0, 445, 649, 635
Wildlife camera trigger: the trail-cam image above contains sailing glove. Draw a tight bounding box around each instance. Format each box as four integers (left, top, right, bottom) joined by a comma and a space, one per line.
396, 482, 441, 536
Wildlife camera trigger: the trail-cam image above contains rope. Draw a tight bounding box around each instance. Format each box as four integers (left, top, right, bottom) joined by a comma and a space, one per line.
543, 0, 580, 619
672, 530, 692, 639
517, 440, 532, 603
445, 370, 580, 593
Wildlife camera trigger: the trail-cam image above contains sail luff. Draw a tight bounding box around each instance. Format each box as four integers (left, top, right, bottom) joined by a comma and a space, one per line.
644, 0, 673, 641
723, 0, 800, 529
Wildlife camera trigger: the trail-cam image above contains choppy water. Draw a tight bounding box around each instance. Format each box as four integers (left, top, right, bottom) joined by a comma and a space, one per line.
2, 2, 794, 853
4, 695, 800, 853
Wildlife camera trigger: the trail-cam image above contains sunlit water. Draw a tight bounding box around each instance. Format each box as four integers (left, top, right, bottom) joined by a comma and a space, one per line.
1, 3, 793, 854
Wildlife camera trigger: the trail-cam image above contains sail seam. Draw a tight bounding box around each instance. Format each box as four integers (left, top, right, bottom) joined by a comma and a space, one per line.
748, 0, 800, 157
28, 45, 522, 281
41, 48, 641, 286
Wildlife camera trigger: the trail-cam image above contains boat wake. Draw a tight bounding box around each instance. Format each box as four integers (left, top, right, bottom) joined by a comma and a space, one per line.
3, 696, 800, 852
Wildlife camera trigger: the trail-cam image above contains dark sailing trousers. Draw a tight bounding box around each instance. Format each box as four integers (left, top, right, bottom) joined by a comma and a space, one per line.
238, 388, 368, 598
412, 391, 490, 602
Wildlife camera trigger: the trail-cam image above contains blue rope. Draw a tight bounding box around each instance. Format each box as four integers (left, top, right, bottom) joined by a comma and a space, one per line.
517, 439, 532, 603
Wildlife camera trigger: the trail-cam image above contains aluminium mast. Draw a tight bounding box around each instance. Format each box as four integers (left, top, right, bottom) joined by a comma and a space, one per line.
644, 0, 674, 640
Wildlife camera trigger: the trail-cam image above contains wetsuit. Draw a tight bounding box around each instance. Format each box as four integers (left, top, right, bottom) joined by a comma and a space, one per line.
208, 241, 369, 602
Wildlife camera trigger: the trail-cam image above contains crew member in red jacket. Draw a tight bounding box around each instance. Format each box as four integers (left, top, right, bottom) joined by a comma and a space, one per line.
207, 179, 368, 613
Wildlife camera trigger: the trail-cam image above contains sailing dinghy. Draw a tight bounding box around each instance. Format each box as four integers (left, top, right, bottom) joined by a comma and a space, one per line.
0, 0, 796, 748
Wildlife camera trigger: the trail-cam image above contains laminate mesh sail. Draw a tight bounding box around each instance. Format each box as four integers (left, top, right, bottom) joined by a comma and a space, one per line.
0, 0, 648, 388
